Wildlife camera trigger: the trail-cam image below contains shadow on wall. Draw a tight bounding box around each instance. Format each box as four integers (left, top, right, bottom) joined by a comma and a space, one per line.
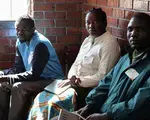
59, 45, 80, 78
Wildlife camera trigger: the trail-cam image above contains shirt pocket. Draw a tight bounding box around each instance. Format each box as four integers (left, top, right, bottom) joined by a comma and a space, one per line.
82, 56, 94, 65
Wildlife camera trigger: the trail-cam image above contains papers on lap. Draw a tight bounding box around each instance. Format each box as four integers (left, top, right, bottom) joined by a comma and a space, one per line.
44, 79, 71, 95
58, 108, 85, 120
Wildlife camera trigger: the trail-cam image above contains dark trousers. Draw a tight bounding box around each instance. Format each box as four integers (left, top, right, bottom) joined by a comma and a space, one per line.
73, 87, 92, 110
0, 80, 53, 120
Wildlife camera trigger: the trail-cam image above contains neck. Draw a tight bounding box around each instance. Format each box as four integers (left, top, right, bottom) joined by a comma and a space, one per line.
92, 30, 106, 38
134, 47, 149, 55
133, 49, 142, 56
26, 39, 32, 46
26, 33, 34, 46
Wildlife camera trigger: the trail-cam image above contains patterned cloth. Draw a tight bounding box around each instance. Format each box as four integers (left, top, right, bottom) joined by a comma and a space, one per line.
27, 88, 75, 120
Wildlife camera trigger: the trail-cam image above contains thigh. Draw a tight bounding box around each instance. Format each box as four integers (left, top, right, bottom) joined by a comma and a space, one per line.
73, 87, 92, 110
12, 79, 53, 94
27, 88, 75, 120
0, 82, 11, 103
0, 82, 12, 92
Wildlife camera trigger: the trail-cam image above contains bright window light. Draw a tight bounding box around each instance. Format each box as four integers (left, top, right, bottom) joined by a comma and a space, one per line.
0, 0, 28, 20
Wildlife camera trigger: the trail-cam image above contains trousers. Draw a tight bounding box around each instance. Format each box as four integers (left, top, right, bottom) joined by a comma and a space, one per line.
0, 79, 53, 120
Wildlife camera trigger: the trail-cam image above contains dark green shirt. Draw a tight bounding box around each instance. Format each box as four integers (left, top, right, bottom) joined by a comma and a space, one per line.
86, 49, 150, 120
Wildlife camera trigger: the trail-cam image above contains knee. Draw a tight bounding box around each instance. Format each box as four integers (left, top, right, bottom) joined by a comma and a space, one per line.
12, 82, 22, 92
11, 82, 27, 96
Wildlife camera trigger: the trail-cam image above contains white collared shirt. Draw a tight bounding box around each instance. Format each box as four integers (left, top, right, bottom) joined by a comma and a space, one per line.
68, 31, 121, 87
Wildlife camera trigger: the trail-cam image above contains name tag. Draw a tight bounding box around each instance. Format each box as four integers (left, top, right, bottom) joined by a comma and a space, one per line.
125, 68, 139, 80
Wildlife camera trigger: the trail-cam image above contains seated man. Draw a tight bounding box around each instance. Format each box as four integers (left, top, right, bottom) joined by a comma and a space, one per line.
27, 8, 120, 120
73, 12, 150, 120
0, 14, 64, 120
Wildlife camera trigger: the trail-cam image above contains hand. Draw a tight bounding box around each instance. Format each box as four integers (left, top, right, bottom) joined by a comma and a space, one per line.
0, 82, 11, 92
0, 71, 4, 76
57, 79, 70, 88
77, 105, 91, 120
86, 113, 112, 120
74, 78, 81, 86
69, 76, 81, 87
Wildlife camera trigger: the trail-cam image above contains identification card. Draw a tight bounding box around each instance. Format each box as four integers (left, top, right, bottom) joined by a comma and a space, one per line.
125, 68, 139, 80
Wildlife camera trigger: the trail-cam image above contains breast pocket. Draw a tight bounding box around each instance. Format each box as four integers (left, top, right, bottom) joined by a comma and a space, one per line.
82, 56, 94, 65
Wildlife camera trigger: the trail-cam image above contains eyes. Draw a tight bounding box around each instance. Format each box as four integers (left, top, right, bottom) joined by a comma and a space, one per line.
16, 27, 31, 33
127, 27, 145, 32
127, 27, 132, 32
86, 21, 100, 26
16, 27, 33, 33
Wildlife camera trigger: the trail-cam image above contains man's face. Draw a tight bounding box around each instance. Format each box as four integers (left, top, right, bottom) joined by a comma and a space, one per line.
15, 20, 35, 43
85, 12, 105, 37
127, 17, 150, 50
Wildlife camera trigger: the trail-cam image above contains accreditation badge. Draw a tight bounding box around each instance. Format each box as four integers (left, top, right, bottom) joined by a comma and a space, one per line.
125, 68, 139, 80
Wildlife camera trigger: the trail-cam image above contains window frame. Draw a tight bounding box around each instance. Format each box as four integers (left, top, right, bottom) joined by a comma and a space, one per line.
0, 0, 28, 21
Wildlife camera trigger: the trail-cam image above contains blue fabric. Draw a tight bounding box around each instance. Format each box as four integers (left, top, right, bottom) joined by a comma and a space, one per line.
27, 88, 75, 120
16, 31, 64, 79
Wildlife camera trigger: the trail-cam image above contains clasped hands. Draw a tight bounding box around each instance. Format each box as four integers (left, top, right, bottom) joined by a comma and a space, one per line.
58, 75, 81, 88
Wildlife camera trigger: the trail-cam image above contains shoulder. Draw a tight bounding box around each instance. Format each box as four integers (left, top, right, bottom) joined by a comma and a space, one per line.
82, 36, 91, 44
98, 32, 120, 50
118, 54, 129, 63
33, 31, 53, 47
103, 31, 117, 44
34, 31, 51, 43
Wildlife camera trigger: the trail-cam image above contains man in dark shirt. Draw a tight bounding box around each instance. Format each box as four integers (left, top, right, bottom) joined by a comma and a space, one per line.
0, 14, 64, 120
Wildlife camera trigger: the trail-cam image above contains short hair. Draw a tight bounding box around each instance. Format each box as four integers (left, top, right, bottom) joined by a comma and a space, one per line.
132, 12, 150, 28
87, 7, 107, 26
15, 14, 35, 28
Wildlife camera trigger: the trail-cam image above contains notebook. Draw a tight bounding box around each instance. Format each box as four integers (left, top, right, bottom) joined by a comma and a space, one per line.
44, 79, 71, 95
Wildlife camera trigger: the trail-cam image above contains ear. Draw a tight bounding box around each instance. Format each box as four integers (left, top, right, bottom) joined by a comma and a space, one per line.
31, 27, 36, 32
32, 27, 35, 31
103, 21, 107, 28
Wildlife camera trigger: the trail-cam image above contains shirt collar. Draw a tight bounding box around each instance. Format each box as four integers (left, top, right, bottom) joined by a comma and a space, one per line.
127, 46, 150, 63
88, 31, 110, 43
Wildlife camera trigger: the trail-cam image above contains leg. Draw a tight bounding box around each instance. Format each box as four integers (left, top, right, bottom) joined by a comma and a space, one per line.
8, 80, 53, 120
73, 87, 92, 110
28, 88, 75, 120
0, 82, 11, 120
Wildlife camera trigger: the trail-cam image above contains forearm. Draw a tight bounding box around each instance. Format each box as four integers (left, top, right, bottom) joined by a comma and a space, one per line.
0, 71, 41, 84
86, 86, 108, 111
2, 68, 20, 75
107, 86, 150, 120
79, 75, 103, 87
78, 104, 99, 118
85, 71, 112, 109
2, 61, 25, 75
